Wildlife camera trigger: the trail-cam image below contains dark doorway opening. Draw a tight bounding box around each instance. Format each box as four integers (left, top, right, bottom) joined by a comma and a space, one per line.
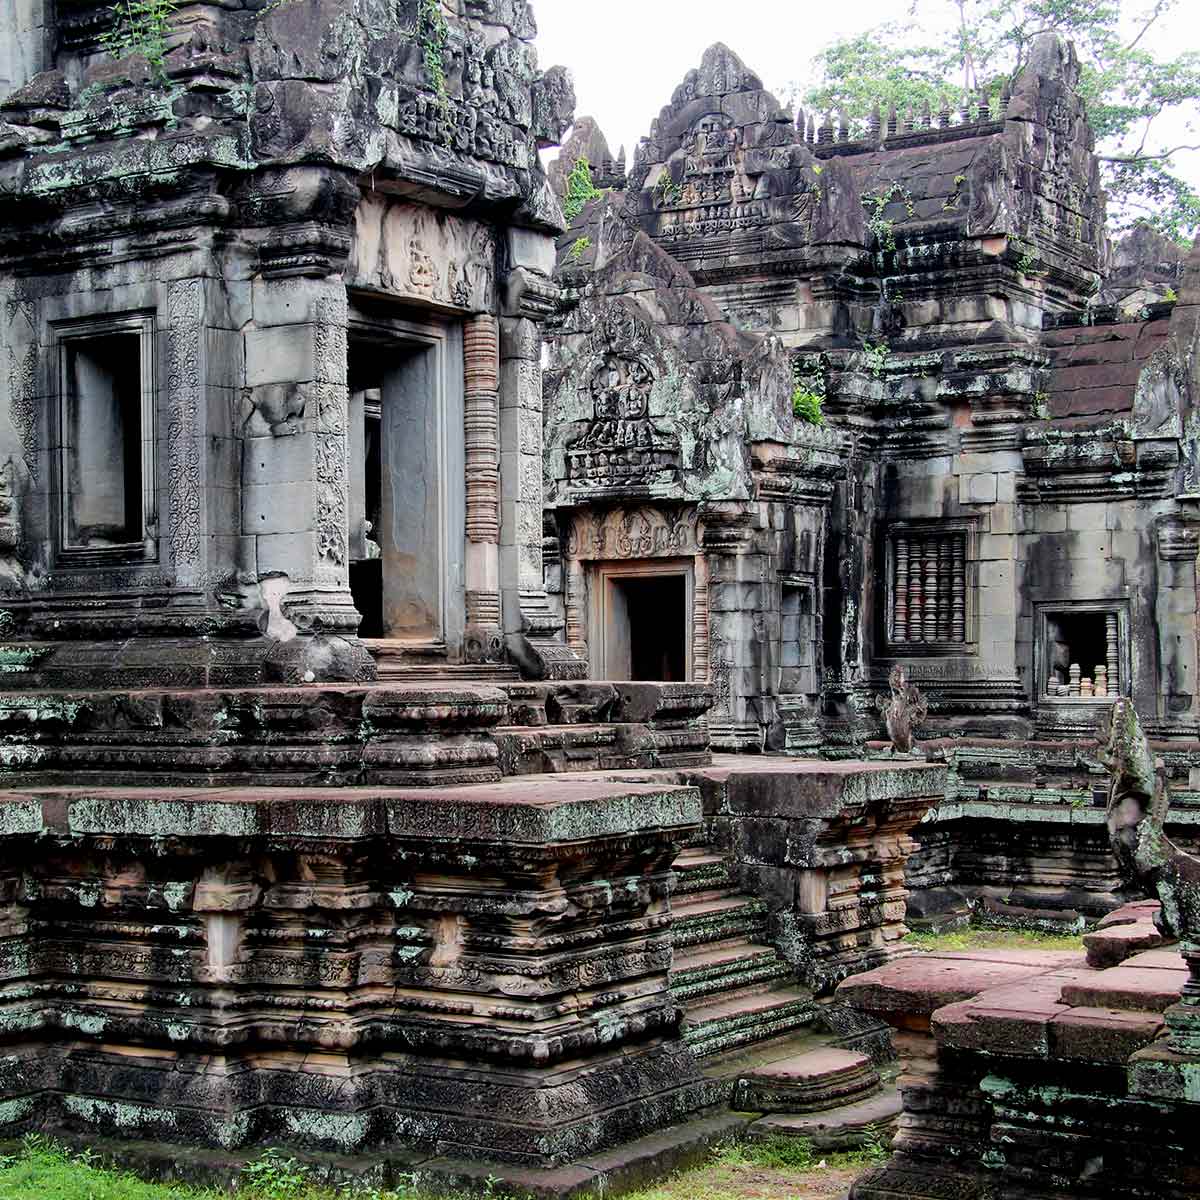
616, 575, 687, 681
349, 342, 385, 638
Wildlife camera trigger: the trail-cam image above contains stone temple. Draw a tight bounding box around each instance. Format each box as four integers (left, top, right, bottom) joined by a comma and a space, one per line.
0, 1, 1198, 1196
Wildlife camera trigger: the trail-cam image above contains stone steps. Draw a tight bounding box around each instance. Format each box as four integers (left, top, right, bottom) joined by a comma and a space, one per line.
668, 842, 814, 1059
682, 987, 818, 1059
667, 839, 899, 1154
671, 942, 795, 1004
671, 892, 769, 949
730, 1047, 882, 1114
749, 1087, 903, 1150
672, 848, 733, 895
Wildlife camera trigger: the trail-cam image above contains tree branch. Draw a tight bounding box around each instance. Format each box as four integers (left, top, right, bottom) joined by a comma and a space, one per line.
1098, 144, 1200, 164
1125, 0, 1169, 53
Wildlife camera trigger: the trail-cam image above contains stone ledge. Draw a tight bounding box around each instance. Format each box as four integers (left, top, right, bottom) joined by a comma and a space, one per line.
0, 777, 703, 844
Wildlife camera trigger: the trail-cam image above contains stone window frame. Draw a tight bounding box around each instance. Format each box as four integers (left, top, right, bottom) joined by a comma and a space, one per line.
1033, 600, 1129, 704
51, 311, 158, 566
883, 519, 978, 654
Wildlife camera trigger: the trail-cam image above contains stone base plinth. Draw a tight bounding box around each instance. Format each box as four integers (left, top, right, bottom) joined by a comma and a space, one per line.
0, 777, 710, 1168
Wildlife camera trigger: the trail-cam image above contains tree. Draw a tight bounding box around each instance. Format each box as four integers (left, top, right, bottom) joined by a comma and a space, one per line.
794, 0, 1200, 241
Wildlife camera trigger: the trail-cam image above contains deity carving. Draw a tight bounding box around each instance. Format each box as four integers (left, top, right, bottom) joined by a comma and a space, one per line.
565, 353, 680, 491
875, 665, 929, 754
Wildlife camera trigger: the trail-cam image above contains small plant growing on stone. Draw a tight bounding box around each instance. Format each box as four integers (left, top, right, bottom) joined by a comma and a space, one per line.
563, 156, 602, 222
569, 235, 592, 261
416, 0, 449, 103
792, 385, 826, 426
1165, 285, 1179, 302
241, 1148, 312, 1199
653, 171, 683, 208
862, 181, 914, 252
101, 0, 178, 75
862, 340, 889, 378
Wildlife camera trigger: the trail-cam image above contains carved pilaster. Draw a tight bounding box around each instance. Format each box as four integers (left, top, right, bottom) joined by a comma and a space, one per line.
464, 315, 501, 545
693, 555, 711, 684
1107, 613, 1120, 693
463, 314, 503, 663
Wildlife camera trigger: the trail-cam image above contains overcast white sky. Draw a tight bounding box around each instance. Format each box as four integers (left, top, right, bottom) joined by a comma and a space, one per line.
533, 0, 1200, 197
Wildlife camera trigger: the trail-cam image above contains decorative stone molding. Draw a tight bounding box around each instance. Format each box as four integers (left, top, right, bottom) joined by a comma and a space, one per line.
165, 280, 204, 584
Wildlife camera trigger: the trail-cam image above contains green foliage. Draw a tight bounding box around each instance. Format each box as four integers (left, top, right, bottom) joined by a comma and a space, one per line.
416, 0, 449, 101
1012, 236, 1045, 276
242, 1150, 313, 1199
101, 0, 178, 75
654, 171, 683, 208
1165, 285, 1179, 301
563, 156, 602, 222
0, 1136, 202, 1199
792, 386, 826, 426
859, 1125, 891, 1165
862, 181, 914, 252
568, 235, 592, 260
905, 924, 1085, 952
794, 0, 1200, 239
861, 340, 890, 378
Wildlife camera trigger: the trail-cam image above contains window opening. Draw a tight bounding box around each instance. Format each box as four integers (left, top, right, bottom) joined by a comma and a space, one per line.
62, 331, 146, 549
1045, 611, 1120, 699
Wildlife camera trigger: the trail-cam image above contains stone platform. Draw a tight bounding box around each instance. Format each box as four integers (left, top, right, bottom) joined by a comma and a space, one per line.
0, 743, 944, 1187
839, 903, 1200, 1200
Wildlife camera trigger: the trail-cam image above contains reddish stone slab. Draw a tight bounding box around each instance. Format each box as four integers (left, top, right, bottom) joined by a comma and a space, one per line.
1097, 899, 1163, 930
837, 952, 1068, 1021
1084, 922, 1167, 968
1059, 965, 1187, 1012
1050, 1006, 1164, 1062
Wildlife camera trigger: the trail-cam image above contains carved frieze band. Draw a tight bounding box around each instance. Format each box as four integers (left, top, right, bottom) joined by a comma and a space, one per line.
166, 280, 203, 581
464, 314, 501, 546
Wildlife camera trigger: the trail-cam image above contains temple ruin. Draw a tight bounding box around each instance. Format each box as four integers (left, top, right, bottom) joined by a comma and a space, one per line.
0, 0, 1197, 1195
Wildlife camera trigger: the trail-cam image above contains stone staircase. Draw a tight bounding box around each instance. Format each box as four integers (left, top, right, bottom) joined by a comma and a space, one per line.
670, 845, 814, 1058
669, 842, 905, 1147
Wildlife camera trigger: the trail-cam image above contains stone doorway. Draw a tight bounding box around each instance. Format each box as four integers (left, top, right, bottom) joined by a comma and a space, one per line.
590, 560, 693, 681
347, 316, 464, 656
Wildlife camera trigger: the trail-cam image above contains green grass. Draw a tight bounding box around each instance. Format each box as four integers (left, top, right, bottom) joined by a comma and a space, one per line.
905, 926, 1085, 953
0, 1134, 888, 1200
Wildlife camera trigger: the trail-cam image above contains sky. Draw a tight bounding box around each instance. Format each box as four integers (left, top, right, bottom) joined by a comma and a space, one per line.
532, 0, 1200, 207
533, 0, 894, 159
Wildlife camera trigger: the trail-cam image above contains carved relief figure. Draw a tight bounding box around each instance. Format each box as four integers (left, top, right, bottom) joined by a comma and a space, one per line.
1101, 698, 1200, 942
875, 665, 929, 754
565, 352, 680, 490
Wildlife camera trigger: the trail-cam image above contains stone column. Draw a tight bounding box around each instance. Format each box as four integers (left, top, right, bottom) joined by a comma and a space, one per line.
702, 507, 761, 750
463, 314, 503, 663
500, 257, 586, 680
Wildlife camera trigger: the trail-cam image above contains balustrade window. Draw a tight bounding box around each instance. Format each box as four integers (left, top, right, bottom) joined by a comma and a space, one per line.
887, 527, 971, 648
